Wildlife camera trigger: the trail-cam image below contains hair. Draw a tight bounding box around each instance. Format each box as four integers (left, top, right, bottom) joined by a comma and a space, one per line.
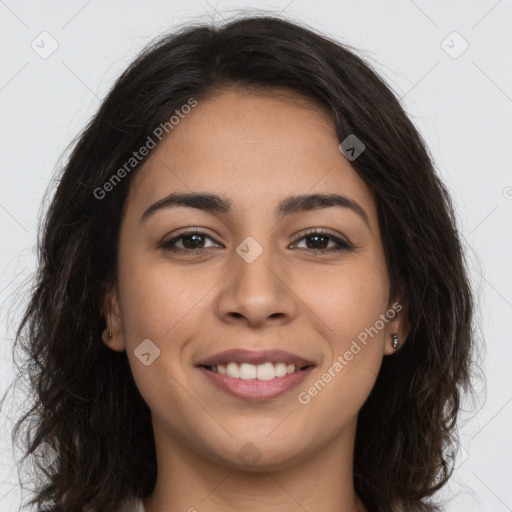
6, 13, 479, 512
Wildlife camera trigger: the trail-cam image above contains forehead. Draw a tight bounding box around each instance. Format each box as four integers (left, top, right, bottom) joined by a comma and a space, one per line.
126, 89, 376, 222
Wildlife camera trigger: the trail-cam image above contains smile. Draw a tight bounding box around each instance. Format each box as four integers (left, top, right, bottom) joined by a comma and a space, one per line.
198, 363, 315, 400
204, 361, 310, 379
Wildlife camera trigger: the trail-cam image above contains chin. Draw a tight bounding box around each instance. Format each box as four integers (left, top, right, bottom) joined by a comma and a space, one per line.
203, 435, 310, 472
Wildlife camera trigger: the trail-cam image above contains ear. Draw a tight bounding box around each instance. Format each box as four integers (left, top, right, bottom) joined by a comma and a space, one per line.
100, 283, 126, 352
383, 293, 409, 356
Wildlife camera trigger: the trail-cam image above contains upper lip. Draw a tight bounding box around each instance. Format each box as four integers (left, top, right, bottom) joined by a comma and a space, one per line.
196, 349, 316, 368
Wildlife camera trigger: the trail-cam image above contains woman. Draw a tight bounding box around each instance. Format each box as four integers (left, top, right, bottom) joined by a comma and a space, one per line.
10, 14, 477, 512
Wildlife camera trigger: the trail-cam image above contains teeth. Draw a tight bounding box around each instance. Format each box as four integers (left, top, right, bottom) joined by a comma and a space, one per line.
257, 362, 277, 380
239, 363, 257, 380
275, 362, 287, 377
226, 362, 240, 378
214, 361, 302, 380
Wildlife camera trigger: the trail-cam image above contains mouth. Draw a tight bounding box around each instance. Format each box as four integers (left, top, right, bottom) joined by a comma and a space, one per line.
195, 349, 316, 400
200, 361, 314, 379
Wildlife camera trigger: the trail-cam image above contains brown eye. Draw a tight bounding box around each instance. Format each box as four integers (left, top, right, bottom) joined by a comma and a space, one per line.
160, 228, 354, 255
292, 229, 353, 253
161, 230, 221, 253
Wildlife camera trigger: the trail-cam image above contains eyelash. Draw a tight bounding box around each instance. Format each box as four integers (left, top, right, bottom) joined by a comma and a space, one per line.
160, 228, 354, 255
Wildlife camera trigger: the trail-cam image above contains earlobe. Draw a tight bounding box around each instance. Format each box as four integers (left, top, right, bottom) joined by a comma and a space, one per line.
101, 327, 125, 352
100, 287, 126, 352
101, 328, 113, 344
383, 296, 409, 355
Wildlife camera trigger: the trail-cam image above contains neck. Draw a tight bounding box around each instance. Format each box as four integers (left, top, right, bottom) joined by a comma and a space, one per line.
143, 416, 367, 512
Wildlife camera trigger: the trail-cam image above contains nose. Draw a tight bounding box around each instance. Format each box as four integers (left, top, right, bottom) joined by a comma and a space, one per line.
214, 241, 298, 328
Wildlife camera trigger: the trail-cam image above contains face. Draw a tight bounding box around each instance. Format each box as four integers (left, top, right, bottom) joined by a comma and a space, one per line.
103, 88, 407, 470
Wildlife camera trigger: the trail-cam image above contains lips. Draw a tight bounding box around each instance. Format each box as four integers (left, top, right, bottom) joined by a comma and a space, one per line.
197, 365, 315, 400
195, 349, 317, 400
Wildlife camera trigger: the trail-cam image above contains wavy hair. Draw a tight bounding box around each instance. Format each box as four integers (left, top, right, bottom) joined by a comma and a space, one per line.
7, 14, 479, 512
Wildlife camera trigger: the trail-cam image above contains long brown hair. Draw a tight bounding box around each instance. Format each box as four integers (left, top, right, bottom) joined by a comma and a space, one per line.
6, 14, 479, 512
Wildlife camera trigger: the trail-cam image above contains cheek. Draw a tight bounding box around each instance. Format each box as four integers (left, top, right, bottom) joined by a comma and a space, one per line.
292, 265, 389, 439
116, 249, 206, 423
306, 256, 390, 346
295, 255, 390, 413
117, 244, 207, 341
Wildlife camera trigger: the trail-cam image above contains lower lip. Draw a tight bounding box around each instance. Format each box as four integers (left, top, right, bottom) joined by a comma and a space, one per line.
197, 366, 315, 400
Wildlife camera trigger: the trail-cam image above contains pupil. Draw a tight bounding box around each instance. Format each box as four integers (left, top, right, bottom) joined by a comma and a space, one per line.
184, 234, 203, 249
307, 235, 328, 249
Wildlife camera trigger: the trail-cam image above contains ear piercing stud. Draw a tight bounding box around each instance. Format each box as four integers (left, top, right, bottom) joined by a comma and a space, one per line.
391, 333, 399, 349
102, 329, 113, 342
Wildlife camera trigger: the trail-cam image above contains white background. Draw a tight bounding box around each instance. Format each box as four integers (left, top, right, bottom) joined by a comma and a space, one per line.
0, 1, 511, 511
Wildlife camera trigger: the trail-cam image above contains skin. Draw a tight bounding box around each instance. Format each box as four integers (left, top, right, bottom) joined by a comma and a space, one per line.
102, 88, 408, 512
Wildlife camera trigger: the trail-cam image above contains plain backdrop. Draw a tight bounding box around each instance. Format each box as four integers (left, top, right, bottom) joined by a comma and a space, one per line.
0, 1, 511, 511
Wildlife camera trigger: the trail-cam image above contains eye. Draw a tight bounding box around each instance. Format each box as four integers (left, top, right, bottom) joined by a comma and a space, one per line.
160, 228, 354, 255
291, 228, 354, 254
160, 229, 220, 254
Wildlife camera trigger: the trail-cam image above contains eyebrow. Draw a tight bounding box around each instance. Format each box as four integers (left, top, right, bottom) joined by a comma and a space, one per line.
140, 192, 371, 230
